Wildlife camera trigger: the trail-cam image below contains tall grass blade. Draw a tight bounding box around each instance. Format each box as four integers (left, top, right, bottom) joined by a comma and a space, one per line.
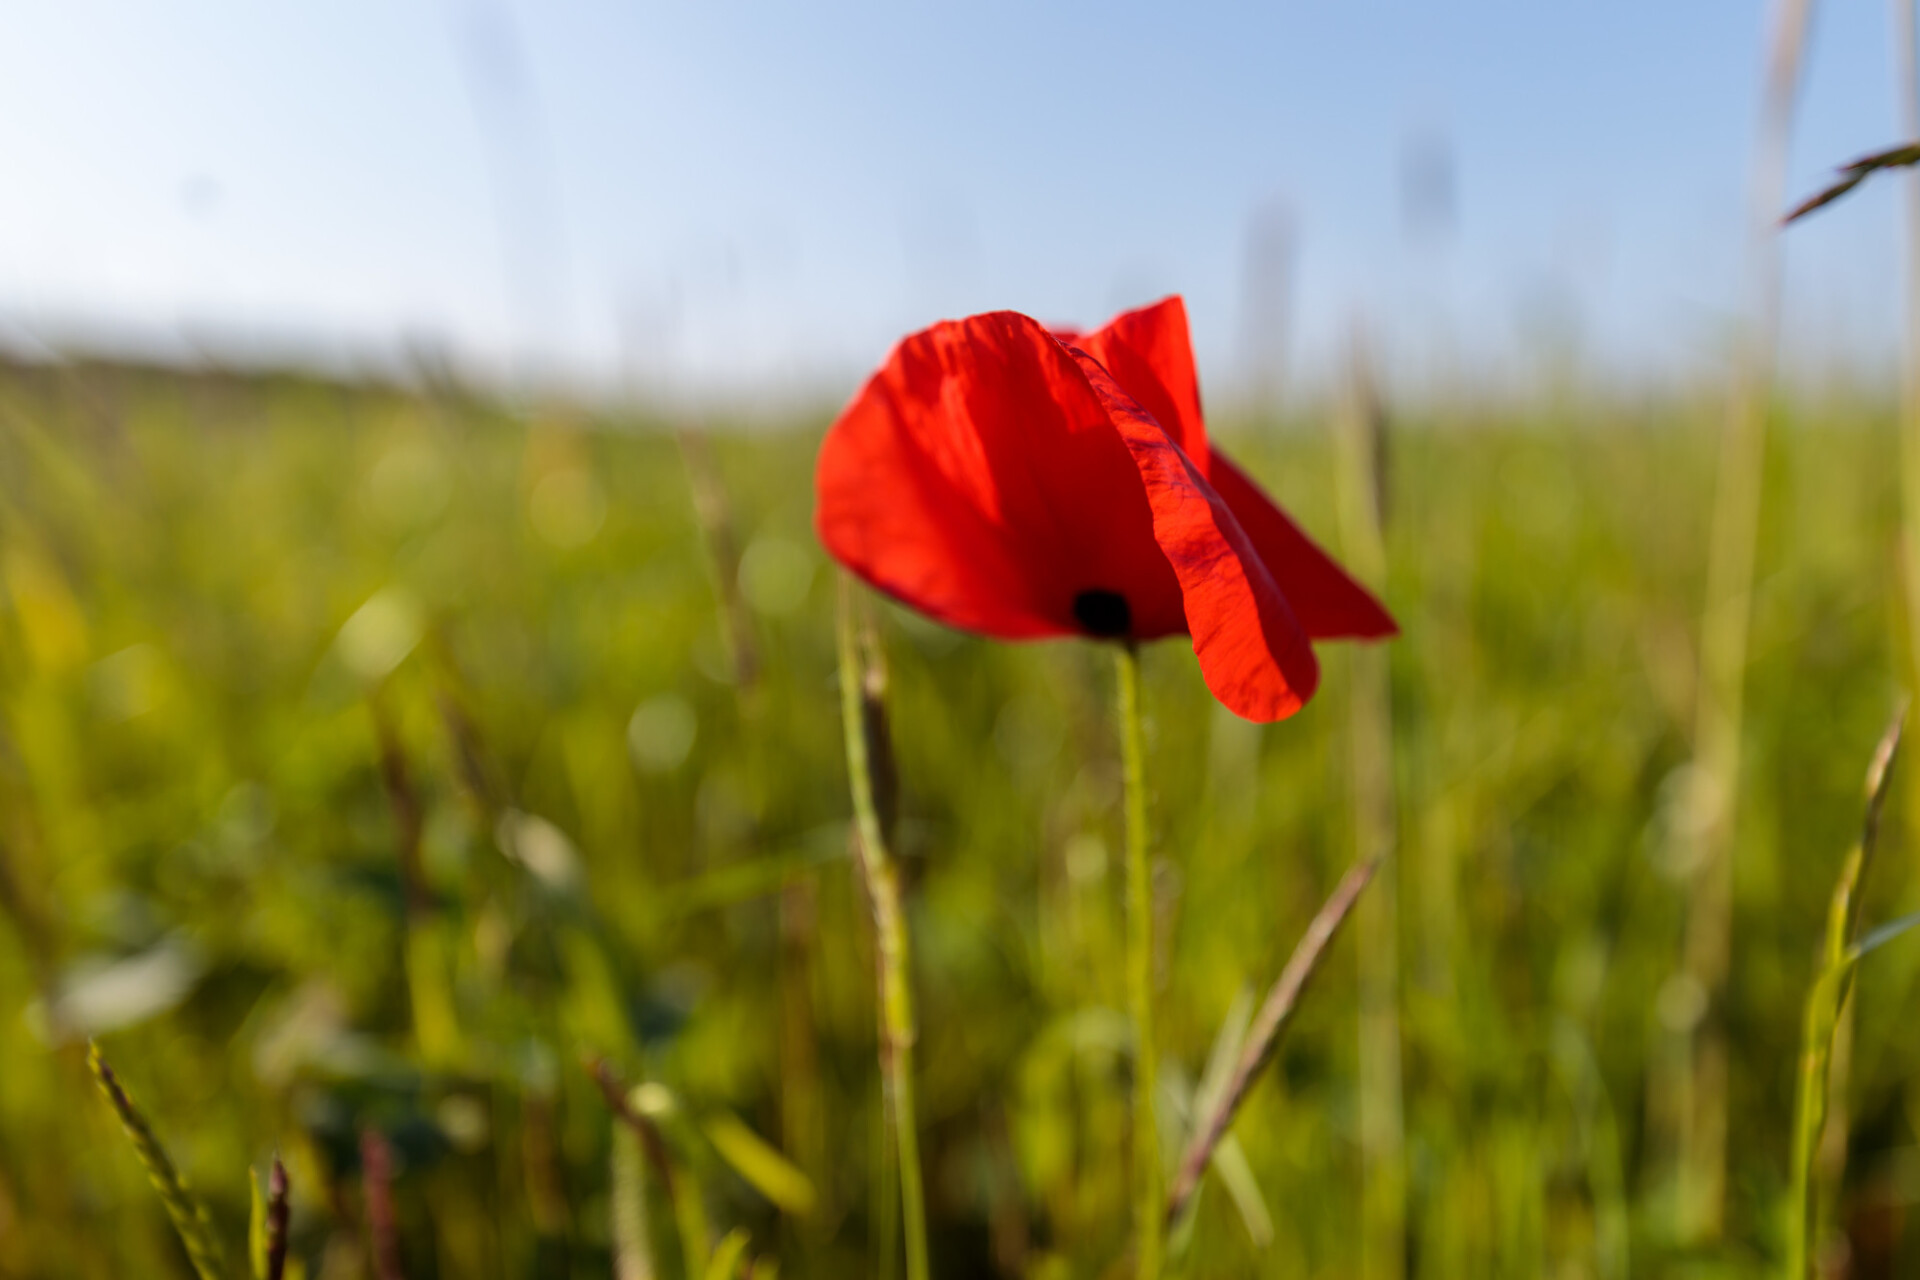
703, 1228, 751, 1280
1549, 1024, 1630, 1280
1190, 986, 1255, 1134
251, 1157, 291, 1280
265, 1158, 290, 1280
836, 575, 929, 1280
702, 1112, 816, 1218
678, 429, 760, 692
611, 1115, 655, 1280
1672, 0, 1816, 1240
1205, 1136, 1274, 1250
87, 1043, 228, 1280
592, 1060, 708, 1279
1334, 329, 1405, 1280
1785, 706, 1903, 1278
1160, 1056, 1271, 1258
1165, 857, 1378, 1225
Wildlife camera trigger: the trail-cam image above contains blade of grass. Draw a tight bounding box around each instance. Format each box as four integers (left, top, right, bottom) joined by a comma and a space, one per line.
360, 1128, 405, 1280
1190, 986, 1255, 1135
1160, 1053, 1271, 1260
836, 575, 928, 1280
592, 1060, 709, 1279
1206, 1136, 1274, 1250
1549, 1024, 1629, 1280
703, 1228, 751, 1280
1165, 856, 1378, 1226
87, 1043, 228, 1280
1785, 706, 1903, 1278
1674, 0, 1816, 1239
678, 428, 759, 693
612, 1115, 655, 1280
1783, 141, 1920, 223
265, 1157, 290, 1280
1334, 329, 1405, 1280
251, 1157, 291, 1280
702, 1112, 816, 1219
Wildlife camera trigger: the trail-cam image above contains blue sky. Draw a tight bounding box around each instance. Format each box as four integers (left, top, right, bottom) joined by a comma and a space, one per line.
0, 2, 1909, 398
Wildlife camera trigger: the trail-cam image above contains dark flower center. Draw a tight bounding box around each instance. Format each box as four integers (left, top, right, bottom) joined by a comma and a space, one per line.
1072, 589, 1132, 638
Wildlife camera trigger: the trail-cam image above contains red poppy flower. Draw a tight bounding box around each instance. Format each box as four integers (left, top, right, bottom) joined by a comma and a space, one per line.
814, 296, 1395, 721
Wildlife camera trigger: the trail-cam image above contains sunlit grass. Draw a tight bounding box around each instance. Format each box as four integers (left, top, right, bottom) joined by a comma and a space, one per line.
1, 357, 1918, 1275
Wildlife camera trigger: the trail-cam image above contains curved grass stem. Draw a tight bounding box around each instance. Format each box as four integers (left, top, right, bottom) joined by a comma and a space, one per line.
837, 577, 929, 1280
1784, 708, 1904, 1278
1116, 642, 1162, 1280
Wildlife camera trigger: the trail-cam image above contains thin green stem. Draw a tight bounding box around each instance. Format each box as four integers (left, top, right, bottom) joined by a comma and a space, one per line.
1786, 970, 1841, 1280
1784, 709, 1904, 1279
1116, 642, 1161, 1280
837, 578, 930, 1280
1334, 334, 1406, 1280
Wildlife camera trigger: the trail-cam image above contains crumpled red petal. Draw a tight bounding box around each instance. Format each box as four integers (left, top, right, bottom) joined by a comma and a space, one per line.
1056, 296, 1208, 464
815, 311, 1186, 639
1207, 450, 1398, 641
1073, 295, 1395, 642
1066, 348, 1320, 722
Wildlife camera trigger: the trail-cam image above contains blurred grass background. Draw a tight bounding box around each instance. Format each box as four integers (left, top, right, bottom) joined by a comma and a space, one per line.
3, 356, 1919, 1278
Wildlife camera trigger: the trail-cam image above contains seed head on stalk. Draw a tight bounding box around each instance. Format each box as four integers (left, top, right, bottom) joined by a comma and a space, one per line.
87, 1042, 228, 1280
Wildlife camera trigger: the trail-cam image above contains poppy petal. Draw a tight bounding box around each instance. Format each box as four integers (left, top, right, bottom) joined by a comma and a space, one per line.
1074, 297, 1392, 639
1066, 296, 1209, 465
1207, 450, 1399, 640
1067, 348, 1319, 721
815, 311, 1186, 639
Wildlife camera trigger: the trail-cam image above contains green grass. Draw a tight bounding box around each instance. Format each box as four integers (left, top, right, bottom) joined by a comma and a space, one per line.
2, 356, 1919, 1276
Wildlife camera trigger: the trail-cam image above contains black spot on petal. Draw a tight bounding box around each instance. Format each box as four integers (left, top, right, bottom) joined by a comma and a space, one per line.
1072, 590, 1132, 638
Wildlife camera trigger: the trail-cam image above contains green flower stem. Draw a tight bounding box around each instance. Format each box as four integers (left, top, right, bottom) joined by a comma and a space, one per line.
836, 580, 930, 1280
1116, 642, 1162, 1280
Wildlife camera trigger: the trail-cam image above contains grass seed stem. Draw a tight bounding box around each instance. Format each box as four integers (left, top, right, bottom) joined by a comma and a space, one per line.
836, 576, 929, 1280
88, 1044, 228, 1280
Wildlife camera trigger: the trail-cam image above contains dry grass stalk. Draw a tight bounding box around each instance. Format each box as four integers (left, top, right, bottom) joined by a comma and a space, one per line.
678, 428, 760, 692
592, 1058, 711, 1279
265, 1157, 291, 1280
360, 1128, 406, 1280
1894, 0, 1920, 740
1165, 856, 1378, 1225
1672, 0, 1815, 1241
1335, 331, 1405, 1280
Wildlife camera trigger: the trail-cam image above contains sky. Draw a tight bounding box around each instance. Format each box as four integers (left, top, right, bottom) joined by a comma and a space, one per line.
0, 2, 1911, 401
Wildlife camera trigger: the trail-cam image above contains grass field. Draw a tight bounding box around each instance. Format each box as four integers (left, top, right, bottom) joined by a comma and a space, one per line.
2, 356, 1918, 1277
